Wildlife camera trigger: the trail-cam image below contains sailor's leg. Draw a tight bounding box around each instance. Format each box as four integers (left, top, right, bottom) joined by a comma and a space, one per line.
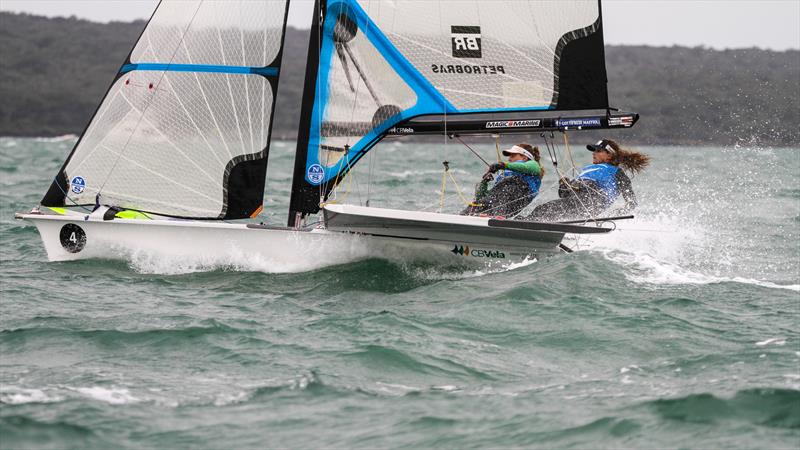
460, 204, 485, 216
526, 198, 577, 222
482, 177, 530, 217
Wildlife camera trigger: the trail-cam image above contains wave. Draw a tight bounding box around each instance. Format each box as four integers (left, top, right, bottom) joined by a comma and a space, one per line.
0, 387, 63, 405
568, 211, 799, 291
604, 250, 799, 291
644, 388, 800, 429
0, 320, 242, 348
386, 168, 469, 180
0, 415, 97, 445
31, 134, 78, 143
343, 344, 494, 381
73, 387, 139, 405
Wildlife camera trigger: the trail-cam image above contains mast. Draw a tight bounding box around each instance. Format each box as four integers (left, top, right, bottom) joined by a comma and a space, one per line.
289, 0, 324, 227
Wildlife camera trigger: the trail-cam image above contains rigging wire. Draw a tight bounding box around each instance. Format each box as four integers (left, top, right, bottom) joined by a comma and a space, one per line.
365, 148, 375, 207
451, 135, 491, 167
562, 131, 578, 177
541, 132, 601, 223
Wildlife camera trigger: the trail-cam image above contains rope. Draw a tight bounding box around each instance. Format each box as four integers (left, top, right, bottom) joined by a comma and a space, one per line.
436, 161, 479, 213
438, 161, 448, 212
562, 132, 578, 176
319, 146, 354, 208
494, 134, 502, 162
447, 170, 476, 206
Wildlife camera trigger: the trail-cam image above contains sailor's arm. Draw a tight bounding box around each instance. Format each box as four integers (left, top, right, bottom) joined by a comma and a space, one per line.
558, 177, 577, 198
504, 160, 542, 177
474, 175, 492, 201
616, 170, 637, 212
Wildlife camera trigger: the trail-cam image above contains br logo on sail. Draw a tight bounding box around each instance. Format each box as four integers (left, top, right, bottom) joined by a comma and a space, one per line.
431, 25, 505, 75
451, 26, 482, 58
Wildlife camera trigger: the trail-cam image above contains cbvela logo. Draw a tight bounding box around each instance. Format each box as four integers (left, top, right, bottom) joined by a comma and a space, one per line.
307, 164, 325, 185
451, 244, 506, 259
388, 126, 414, 134
486, 120, 541, 129
451, 26, 481, 58
70, 176, 86, 194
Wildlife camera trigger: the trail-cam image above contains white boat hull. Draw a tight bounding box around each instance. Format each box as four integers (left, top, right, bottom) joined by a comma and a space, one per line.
17, 207, 563, 271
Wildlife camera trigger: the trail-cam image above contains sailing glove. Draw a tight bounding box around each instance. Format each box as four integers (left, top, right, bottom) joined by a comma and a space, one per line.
488, 162, 505, 173
482, 171, 495, 182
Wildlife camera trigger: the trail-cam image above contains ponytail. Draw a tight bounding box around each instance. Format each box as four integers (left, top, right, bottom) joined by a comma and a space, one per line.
605, 139, 650, 175
516, 143, 545, 177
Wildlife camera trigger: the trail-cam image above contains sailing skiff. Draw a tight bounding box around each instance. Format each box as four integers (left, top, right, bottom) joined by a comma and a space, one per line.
17, 0, 637, 267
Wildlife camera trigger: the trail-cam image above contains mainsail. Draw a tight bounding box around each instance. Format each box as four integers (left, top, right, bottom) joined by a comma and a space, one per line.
42, 0, 290, 219
289, 0, 633, 224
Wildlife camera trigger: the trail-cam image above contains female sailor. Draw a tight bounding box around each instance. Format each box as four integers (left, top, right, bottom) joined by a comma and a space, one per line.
462, 143, 544, 217
526, 139, 650, 222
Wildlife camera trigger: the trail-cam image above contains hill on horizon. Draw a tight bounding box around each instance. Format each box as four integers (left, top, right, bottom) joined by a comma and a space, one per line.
0, 12, 798, 146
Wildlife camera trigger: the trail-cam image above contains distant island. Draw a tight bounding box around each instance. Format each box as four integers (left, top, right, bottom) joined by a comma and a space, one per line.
1, 12, 797, 146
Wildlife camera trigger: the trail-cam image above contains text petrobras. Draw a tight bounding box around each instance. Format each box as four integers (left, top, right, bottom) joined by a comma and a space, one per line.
431, 64, 505, 74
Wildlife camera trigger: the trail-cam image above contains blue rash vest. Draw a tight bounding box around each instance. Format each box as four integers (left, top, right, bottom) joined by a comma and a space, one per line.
575, 163, 620, 204
494, 168, 541, 197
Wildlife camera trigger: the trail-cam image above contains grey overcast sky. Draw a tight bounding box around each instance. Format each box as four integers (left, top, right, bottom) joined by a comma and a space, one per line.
1, 0, 798, 50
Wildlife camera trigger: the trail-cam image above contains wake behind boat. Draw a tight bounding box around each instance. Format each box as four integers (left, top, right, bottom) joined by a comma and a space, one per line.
17, 0, 638, 268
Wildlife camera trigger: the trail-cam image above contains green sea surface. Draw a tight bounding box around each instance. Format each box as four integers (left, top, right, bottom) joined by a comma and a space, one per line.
1, 137, 799, 449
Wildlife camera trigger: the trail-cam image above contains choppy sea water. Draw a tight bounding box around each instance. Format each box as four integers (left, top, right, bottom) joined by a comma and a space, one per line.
1, 137, 798, 449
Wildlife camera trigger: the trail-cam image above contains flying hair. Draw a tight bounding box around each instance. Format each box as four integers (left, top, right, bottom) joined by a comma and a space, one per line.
604, 139, 650, 174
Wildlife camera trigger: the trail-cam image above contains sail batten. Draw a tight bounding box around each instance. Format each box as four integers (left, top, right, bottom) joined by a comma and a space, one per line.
120, 63, 279, 77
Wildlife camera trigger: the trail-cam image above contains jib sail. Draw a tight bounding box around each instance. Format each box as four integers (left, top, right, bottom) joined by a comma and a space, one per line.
42, 0, 290, 219
289, 0, 621, 223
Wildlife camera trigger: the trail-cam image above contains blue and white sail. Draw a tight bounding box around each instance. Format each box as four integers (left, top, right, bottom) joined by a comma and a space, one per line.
289, 0, 624, 222
42, 0, 290, 219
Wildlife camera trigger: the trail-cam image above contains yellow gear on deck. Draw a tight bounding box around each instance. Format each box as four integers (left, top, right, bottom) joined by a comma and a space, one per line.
114, 210, 150, 220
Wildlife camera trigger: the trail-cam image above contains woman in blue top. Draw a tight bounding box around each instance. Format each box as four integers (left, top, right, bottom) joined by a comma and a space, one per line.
526, 139, 650, 222
462, 143, 544, 217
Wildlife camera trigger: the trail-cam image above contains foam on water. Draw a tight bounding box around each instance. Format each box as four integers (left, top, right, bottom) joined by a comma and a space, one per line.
74, 387, 140, 405
568, 171, 800, 291
122, 231, 374, 275
0, 387, 62, 405
399, 256, 539, 282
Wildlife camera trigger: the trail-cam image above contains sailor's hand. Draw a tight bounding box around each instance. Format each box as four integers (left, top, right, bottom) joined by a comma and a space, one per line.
488, 162, 505, 173
482, 171, 495, 182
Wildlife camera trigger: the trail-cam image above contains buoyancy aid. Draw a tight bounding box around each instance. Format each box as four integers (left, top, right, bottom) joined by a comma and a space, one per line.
494, 169, 541, 197
575, 163, 620, 204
